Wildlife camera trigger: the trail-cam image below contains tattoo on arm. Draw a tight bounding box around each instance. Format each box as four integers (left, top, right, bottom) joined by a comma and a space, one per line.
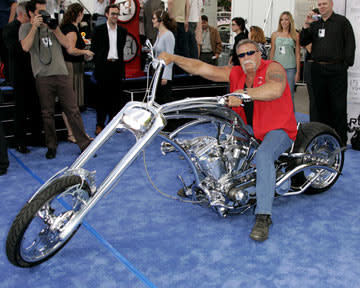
268, 70, 284, 83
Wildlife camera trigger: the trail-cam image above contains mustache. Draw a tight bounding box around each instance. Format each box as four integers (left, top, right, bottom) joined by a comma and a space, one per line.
242, 59, 256, 66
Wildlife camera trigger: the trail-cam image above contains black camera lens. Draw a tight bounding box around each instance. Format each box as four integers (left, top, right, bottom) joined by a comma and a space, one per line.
38, 10, 58, 29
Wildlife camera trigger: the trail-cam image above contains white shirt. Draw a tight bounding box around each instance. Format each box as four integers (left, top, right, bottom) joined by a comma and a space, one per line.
107, 22, 119, 60
94, 0, 109, 15
189, 0, 203, 23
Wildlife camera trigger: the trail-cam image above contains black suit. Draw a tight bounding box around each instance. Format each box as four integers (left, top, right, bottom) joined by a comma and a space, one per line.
0, 121, 9, 173
2, 19, 43, 146
91, 23, 127, 128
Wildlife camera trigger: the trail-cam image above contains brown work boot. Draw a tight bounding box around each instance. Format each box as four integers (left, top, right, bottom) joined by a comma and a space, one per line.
250, 214, 272, 242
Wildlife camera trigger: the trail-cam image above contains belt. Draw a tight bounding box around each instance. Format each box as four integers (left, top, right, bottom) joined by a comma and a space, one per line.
315, 60, 342, 65
107, 58, 119, 62
201, 52, 213, 54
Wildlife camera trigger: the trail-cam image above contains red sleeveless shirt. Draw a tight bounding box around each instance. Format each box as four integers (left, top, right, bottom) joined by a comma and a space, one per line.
229, 59, 297, 141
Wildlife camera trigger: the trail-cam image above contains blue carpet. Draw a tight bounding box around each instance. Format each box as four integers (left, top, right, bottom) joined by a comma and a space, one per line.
0, 109, 359, 288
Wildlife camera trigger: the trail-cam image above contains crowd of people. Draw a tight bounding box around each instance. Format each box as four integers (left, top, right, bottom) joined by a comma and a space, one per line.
0, 0, 356, 242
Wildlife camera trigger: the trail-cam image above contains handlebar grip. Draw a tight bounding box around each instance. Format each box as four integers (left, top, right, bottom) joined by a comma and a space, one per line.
222, 92, 252, 102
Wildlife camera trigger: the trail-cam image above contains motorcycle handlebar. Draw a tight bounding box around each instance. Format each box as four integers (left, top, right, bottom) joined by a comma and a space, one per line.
217, 93, 252, 106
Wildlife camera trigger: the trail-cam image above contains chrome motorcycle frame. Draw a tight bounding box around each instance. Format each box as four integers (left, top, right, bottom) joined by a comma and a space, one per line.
29, 41, 341, 240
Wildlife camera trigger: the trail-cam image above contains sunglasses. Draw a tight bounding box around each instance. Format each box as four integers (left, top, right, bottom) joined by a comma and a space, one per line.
237, 50, 257, 58
110, 12, 120, 16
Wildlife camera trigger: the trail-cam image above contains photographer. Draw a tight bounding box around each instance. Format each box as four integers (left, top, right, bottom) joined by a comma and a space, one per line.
19, 0, 91, 159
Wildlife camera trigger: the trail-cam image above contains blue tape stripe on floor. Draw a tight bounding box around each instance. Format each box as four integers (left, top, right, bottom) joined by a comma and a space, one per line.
8, 150, 157, 288
9, 150, 45, 184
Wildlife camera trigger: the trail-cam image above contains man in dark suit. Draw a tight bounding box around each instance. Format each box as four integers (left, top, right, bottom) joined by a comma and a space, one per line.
91, 4, 127, 135
0, 0, 17, 84
0, 121, 9, 175
3, 1, 43, 153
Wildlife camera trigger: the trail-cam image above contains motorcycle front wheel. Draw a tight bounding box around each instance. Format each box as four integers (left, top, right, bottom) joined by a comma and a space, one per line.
291, 122, 344, 194
6, 175, 90, 267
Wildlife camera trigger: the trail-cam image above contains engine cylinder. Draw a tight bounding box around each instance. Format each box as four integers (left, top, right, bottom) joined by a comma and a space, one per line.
228, 188, 248, 204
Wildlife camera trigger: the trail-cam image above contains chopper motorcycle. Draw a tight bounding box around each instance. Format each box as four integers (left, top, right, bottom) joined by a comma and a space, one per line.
6, 41, 344, 267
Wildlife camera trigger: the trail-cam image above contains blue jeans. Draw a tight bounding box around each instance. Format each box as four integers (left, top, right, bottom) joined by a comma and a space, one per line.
286, 68, 296, 108
254, 129, 293, 215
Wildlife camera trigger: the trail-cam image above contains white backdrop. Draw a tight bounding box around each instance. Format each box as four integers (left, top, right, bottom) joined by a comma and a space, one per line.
346, 0, 360, 143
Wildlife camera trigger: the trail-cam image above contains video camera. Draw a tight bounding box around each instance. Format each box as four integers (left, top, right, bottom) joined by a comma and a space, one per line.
38, 10, 58, 30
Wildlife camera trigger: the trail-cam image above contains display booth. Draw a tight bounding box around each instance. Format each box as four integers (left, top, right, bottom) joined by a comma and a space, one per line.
114, 0, 143, 78
346, 0, 360, 145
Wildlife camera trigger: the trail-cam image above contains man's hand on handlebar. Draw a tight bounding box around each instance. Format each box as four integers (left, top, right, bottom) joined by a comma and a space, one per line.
222, 91, 252, 107
228, 96, 243, 107
158, 52, 173, 65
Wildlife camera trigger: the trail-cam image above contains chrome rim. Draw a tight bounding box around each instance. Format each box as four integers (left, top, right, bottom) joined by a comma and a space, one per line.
20, 183, 89, 263
304, 134, 343, 189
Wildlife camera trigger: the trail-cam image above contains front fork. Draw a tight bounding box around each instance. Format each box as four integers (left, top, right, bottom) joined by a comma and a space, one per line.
55, 102, 165, 240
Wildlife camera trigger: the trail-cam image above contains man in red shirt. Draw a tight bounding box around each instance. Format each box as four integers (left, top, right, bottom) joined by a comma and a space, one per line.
159, 39, 297, 241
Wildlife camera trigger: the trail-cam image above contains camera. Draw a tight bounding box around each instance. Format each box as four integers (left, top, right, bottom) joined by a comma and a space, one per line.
38, 10, 58, 29
312, 14, 321, 21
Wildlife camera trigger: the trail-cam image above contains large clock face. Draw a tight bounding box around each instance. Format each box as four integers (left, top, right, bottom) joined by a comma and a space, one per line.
113, 0, 137, 23
123, 33, 138, 62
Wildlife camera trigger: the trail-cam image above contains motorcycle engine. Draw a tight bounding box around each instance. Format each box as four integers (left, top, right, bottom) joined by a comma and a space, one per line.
183, 135, 247, 181
185, 136, 225, 180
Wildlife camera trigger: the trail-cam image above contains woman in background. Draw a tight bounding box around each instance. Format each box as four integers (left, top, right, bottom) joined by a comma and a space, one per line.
152, 9, 176, 105
61, 3, 94, 142
229, 17, 248, 66
270, 11, 300, 106
249, 25, 268, 60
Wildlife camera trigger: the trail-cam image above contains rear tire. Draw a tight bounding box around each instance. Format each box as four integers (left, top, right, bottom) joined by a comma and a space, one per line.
6, 176, 90, 267
290, 122, 344, 194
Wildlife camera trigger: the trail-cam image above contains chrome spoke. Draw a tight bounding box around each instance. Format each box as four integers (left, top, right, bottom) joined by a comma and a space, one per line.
19, 183, 89, 263
305, 134, 342, 189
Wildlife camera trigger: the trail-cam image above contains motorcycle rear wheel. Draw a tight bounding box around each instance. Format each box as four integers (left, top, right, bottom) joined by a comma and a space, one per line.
6, 175, 90, 267
291, 122, 344, 194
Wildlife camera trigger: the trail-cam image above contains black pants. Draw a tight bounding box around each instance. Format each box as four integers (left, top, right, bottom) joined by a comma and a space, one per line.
96, 61, 126, 128
304, 61, 317, 122
0, 27, 9, 81
174, 22, 189, 58
311, 62, 348, 144
200, 52, 217, 66
156, 80, 173, 105
14, 72, 43, 146
0, 121, 9, 171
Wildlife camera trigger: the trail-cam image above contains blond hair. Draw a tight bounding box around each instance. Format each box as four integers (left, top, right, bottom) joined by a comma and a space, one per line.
277, 11, 297, 41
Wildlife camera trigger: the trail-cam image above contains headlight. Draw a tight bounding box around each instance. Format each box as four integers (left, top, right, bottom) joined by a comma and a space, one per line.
121, 107, 153, 132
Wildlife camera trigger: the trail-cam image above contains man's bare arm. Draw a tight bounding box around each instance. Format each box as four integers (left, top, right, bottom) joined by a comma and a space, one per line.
21, 15, 43, 52
167, 0, 173, 18
9, 2, 17, 23
158, 52, 231, 83
239, 62, 286, 101
53, 26, 70, 49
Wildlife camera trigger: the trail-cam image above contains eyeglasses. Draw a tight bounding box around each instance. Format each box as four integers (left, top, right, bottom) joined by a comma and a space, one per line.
110, 12, 120, 16
237, 50, 257, 58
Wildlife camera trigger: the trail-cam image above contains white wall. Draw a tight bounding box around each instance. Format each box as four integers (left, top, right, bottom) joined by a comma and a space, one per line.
231, 0, 295, 40
346, 0, 360, 143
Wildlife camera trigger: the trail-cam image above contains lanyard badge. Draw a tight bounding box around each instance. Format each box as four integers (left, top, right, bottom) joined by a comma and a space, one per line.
318, 28, 325, 38
279, 46, 286, 55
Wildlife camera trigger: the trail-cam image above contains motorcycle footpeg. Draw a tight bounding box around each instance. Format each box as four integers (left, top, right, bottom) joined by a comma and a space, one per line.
177, 176, 193, 198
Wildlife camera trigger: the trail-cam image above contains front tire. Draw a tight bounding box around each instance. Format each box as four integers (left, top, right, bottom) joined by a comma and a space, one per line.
291, 122, 344, 194
6, 176, 90, 267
